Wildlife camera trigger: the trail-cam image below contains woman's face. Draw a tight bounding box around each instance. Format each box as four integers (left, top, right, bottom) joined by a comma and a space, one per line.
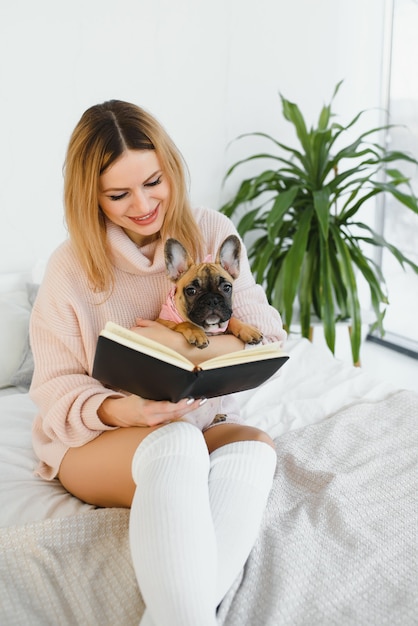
99, 149, 170, 246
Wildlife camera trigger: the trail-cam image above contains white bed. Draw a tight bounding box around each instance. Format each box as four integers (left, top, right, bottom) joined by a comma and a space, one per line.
1, 272, 417, 625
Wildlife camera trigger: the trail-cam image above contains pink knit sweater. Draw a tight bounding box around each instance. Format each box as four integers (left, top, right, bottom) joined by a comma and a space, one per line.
30, 207, 286, 479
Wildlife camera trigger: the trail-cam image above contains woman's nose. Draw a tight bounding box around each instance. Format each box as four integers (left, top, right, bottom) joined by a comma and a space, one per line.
132, 188, 150, 213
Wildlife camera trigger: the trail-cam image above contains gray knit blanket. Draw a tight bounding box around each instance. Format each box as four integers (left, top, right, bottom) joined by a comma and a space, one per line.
1, 390, 417, 625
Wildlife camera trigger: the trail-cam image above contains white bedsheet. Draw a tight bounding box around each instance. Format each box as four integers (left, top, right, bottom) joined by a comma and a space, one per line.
0, 337, 396, 528
0, 391, 95, 527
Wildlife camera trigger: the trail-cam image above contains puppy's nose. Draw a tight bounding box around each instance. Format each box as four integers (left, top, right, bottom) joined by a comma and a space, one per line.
206, 295, 223, 308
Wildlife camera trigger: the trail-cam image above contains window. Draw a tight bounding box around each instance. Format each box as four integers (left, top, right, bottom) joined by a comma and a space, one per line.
372, 0, 418, 357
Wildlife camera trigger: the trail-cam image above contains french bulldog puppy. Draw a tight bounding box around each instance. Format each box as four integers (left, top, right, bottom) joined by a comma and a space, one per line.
157, 234, 263, 349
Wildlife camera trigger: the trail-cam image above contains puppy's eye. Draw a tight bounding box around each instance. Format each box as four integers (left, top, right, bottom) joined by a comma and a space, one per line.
222, 283, 232, 294
185, 286, 197, 297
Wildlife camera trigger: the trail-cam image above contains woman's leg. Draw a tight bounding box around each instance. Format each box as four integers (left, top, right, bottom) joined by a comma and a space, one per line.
58, 424, 161, 508
204, 424, 277, 605
130, 422, 218, 626
130, 423, 276, 624
59, 422, 218, 626
58, 422, 276, 623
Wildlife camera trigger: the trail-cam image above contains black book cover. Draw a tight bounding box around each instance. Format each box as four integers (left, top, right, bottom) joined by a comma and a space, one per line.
93, 335, 288, 402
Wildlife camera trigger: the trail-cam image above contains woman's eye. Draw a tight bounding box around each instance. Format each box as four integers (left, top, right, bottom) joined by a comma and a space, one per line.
145, 176, 162, 188
109, 192, 128, 201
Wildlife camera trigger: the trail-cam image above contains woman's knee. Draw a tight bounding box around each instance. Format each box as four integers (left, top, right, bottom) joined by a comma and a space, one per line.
204, 423, 275, 454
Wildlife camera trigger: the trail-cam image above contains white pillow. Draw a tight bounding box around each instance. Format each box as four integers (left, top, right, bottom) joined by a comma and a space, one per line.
0, 272, 31, 294
0, 296, 30, 388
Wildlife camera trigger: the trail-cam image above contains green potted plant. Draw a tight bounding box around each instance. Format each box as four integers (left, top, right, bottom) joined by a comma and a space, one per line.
220, 81, 418, 364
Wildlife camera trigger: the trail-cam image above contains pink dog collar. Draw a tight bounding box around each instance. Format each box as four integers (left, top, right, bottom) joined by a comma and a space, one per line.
159, 288, 184, 324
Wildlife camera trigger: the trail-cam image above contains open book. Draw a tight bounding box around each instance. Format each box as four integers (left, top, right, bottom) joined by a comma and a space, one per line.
92, 321, 289, 402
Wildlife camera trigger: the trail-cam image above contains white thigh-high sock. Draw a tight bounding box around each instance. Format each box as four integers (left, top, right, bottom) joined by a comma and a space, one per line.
129, 421, 218, 626
208, 440, 277, 605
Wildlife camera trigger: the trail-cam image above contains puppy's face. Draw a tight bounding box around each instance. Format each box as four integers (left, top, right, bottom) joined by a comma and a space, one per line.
164, 235, 241, 334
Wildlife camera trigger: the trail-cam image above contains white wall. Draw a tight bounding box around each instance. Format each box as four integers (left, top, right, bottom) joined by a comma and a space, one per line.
0, 0, 387, 273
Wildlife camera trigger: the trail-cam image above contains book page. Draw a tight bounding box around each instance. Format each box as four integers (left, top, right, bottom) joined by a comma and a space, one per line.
101, 322, 194, 371
102, 322, 287, 373
199, 342, 286, 370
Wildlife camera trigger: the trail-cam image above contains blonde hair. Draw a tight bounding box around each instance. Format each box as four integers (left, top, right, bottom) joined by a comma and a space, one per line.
64, 100, 204, 292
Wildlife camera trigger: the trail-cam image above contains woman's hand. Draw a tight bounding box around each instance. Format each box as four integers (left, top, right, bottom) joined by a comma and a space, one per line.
98, 393, 205, 428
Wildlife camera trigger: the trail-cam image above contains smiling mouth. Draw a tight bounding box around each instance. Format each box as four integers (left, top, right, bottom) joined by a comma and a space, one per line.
129, 206, 158, 224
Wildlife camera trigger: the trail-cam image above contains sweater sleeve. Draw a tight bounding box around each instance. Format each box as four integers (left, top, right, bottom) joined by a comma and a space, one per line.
30, 310, 120, 446
29, 250, 122, 458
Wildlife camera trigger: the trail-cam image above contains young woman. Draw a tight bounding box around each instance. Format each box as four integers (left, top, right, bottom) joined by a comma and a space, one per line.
30, 100, 287, 626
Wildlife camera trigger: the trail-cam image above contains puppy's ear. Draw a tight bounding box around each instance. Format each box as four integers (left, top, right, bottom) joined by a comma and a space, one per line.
216, 235, 241, 279
164, 238, 194, 281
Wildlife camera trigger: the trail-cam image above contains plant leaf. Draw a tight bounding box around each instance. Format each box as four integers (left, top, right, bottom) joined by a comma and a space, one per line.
280, 95, 311, 156
330, 225, 362, 362
352, 222, 418, 273
281, 207, 313, 328
237, 206, 261, 235
313, 187, 331, 239
318, 235, 336, 353
266, 187, 299, 229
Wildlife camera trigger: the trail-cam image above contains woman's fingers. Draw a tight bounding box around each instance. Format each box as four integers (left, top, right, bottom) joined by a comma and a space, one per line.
140, 397, 205, 425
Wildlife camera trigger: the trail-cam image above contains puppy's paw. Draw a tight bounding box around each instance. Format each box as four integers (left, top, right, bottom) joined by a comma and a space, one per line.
181, 325, 210, 349
185, 331, 210, 349
228, 318, 263, 345
239, 325, 263, 345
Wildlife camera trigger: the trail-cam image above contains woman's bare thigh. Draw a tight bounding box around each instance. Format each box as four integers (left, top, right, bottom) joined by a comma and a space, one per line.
58, 422, 275, 510
58, 425, 163, 509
